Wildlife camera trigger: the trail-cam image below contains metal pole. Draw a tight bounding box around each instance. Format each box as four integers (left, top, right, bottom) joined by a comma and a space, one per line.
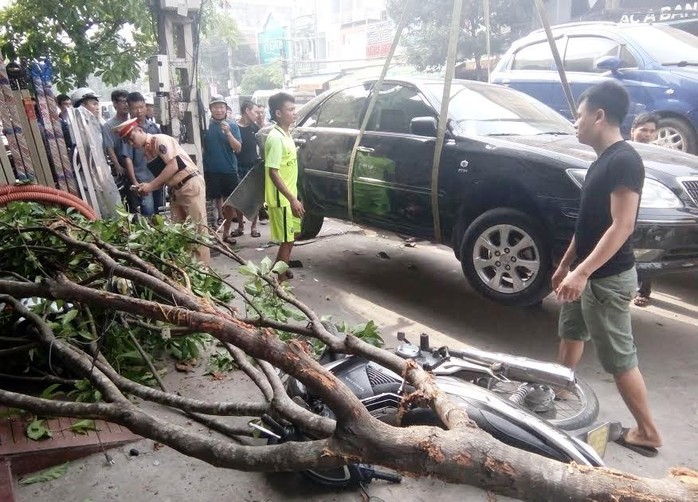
484, 0, 491, 81
532, 0, 576, 119
430, 0, 464, 243
346, 0, 413, 222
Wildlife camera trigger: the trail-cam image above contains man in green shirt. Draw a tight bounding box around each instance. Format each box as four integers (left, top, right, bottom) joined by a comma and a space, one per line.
265, 92, 304, 281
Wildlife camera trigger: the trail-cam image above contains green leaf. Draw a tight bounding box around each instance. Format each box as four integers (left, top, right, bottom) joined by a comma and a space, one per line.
61, 309, 79, 326
26, 419, 52, 440
69, 419, 98, 435
351, 320, 384, 347
19, 463, 68, 485
244, 283, 260, 296
271, 261, 289, 275
259, 257, 273, 275
238, 263, 259, 277
40, 383, 64, 400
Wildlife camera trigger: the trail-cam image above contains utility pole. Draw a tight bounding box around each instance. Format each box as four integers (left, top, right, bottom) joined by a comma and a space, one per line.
149, 0, 203, 167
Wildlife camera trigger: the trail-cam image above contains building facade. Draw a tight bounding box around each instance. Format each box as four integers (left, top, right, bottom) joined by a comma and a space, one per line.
548, 0, 698, 34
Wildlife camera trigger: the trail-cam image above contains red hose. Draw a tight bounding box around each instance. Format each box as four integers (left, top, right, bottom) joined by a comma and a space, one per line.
0, 184, 95, 217
0, 184, 98, 220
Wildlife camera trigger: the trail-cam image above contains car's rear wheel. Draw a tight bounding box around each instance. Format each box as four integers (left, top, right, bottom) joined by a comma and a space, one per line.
655, 117, 696, 154
297, 212, 324, 240
460, 208, 552, 307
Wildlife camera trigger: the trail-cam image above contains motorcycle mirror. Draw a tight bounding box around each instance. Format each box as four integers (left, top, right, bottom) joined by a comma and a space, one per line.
397, 331, 409, 343
419, 333, 430, 351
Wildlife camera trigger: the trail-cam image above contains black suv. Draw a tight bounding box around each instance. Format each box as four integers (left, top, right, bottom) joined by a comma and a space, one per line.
292, 78, 698, 306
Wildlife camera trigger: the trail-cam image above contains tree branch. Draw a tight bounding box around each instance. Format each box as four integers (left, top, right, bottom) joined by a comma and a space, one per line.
224, 343, 273, 401
28, 223, 203, 311
0, 295, 126, 404
257, 359, 335, 438
0, 387, 348, 473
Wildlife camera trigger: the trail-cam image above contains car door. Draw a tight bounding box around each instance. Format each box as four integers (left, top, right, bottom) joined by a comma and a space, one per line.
352, 83, 438, 238
491, 39, 571, 120
294, 84, 370, 219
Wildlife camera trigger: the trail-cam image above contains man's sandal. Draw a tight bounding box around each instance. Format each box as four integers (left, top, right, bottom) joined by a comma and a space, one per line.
633, 295, 650, 307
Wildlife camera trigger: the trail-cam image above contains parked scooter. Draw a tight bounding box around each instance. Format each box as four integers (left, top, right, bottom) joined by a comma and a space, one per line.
254, 328, 606, 488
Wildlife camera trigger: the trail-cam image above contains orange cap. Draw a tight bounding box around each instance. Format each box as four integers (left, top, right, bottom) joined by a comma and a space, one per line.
112, 117, 139, 139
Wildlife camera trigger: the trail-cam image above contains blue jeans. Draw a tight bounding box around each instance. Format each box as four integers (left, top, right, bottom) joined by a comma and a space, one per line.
142, 188, 164, 216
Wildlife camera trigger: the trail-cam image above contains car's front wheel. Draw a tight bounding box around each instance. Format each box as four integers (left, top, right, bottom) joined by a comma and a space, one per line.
655, 117, 696, 154
460, 208, 552, 307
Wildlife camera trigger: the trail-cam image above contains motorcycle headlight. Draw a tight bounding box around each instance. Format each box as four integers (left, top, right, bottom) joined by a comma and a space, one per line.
566, 169, 683, 209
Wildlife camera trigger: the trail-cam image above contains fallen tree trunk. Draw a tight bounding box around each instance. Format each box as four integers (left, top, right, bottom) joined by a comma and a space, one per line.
0, 204, 696, 501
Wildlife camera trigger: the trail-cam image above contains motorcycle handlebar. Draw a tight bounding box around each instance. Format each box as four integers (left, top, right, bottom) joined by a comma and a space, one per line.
359, 465, 402, 484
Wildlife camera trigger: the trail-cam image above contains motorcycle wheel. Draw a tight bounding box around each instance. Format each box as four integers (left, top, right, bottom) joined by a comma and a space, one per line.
487, 377, 599, 430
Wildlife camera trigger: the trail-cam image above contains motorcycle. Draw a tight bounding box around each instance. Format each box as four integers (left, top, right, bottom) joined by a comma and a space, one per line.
254, 328, 606, 488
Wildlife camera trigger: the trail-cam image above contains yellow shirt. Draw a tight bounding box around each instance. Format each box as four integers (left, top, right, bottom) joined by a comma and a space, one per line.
264, 125, 297, 207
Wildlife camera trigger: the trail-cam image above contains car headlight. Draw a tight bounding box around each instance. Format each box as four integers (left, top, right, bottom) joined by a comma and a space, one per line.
641, 178, 683, 208
566, 169, 683, 209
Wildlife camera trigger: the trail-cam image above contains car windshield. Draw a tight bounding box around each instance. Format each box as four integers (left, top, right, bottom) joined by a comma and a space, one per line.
626, 25, 698, 65
426, 83, 575, 137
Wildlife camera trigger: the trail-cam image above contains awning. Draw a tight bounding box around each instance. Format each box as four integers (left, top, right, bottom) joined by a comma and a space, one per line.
291, 73, 342, 92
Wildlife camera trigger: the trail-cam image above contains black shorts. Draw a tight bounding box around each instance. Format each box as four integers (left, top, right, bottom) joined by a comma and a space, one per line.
204, 172, 238, 200
238, 163, 256, 180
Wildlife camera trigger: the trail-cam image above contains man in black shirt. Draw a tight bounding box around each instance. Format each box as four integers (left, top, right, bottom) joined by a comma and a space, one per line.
232, 100, 262, 237
554, 82, 661, 456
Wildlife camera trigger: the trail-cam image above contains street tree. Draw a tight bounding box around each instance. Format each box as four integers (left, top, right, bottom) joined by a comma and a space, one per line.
0, 202, 696, 501
386, 0, 533, 79
0, 0, 157, 92
200, 6, 243, 95
199, 6, 257, 96
239, 62, 284, 94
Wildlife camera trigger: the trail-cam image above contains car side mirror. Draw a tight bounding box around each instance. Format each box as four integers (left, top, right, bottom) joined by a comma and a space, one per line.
410, 116, 438, 137
596, 56, 621, 73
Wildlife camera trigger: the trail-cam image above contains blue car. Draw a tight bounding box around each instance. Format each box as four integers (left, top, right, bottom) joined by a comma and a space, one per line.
491, 22, 698, 154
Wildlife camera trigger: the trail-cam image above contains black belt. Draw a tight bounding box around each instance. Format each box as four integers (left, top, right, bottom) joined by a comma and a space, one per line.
171, 171, 200, 192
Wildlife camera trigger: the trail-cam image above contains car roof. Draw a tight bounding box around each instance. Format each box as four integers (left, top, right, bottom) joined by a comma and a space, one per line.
512, 21, 666, 47
296, 77, 498, 118
326, 77, 494, 94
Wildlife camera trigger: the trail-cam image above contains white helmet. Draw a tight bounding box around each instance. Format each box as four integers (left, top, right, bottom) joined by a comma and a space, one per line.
70, 87, 99, 107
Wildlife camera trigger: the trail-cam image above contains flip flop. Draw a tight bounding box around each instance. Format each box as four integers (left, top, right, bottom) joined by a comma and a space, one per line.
230, 228, 244, 237
633, 295, 651, 307
613, 426, 659, 457
223, 235, 237, 245
251, 229, 261, 238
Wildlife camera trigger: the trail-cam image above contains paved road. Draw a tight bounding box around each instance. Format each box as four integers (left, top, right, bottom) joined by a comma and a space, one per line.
19, 219, 698, 501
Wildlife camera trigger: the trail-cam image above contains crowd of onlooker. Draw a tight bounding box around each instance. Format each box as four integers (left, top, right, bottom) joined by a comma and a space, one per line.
54, 87, 303, 274
54, 88, 269, 230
